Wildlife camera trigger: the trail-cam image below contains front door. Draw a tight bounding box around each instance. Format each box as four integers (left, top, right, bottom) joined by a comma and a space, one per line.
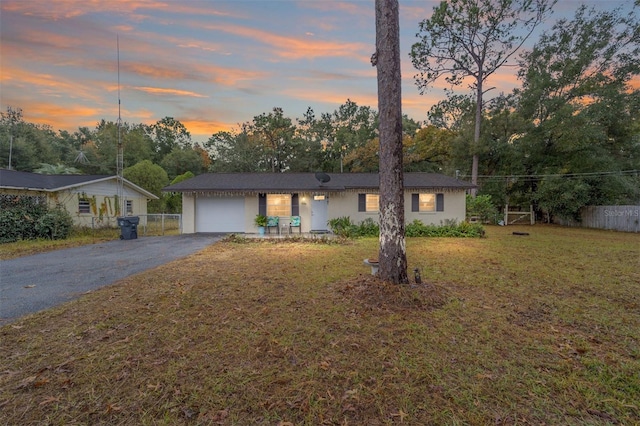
311, 196, 329, 232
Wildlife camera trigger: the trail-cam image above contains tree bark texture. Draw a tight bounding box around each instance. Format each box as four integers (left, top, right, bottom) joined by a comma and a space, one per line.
375, 0, 409, 284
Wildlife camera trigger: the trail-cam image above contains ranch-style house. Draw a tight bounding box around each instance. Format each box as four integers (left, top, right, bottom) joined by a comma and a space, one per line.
0, 169, 158, 227
163, 172, 474, 234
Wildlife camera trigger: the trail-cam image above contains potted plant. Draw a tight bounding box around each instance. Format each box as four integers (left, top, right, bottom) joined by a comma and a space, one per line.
254, 214, 267, 235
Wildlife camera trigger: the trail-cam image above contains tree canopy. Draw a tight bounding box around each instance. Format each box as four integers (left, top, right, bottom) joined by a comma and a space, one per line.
513, 5, 640, 219
123, 160, 169, 213
1, 1, 638, 222
411, 0, 556, 193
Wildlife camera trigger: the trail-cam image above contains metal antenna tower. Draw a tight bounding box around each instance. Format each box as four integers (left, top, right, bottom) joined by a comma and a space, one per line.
116, 35, 125, 216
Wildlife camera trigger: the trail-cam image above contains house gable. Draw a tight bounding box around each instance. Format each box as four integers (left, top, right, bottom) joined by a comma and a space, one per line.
0, 169, 159, 228
0, 169, 158, 200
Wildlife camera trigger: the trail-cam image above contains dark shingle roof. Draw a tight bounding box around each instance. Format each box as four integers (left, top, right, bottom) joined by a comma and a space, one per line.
0, 169, 112, 190
0, 169, 159, 199
163, 172, 474, 193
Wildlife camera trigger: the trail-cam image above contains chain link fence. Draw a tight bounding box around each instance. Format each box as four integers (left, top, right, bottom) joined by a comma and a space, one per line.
90, 214, 181, 236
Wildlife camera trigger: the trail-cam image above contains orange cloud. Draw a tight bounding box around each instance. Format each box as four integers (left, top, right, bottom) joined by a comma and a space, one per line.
124, 63, 196, 81
2, 65, 108, 104
197, 22, 369, 61
133, 87, 208, 98
121, 59, 266, 87
1, 0, 235, 20
276, 85, 379, 116
181, 119, 232, 140
17, 101, 105, 130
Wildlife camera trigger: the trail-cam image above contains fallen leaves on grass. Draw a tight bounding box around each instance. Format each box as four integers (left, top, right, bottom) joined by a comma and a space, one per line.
1, 226, 639, 425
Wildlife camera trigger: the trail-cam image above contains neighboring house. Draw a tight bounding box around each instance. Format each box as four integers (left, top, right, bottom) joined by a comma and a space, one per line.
163, 172, 474, 234
0, 169, 158, 227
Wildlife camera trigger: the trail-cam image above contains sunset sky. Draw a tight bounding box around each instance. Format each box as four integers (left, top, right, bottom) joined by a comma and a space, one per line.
0, 0, 632, 143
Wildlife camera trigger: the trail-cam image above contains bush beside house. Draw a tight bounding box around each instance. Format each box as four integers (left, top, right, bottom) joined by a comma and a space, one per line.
0, 195, 73, 243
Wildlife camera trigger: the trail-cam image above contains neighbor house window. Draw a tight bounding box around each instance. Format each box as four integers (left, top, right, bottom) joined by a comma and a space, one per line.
412, 193, 444, 212
78, 199, 91, 214
267, 194, 291, 217
418, 194, 435, 212
358, 194, 379, 212
126, 200, 133, 214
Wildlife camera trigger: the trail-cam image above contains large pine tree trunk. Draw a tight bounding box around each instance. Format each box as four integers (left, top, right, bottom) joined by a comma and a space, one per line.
471, 76, 483, 197
375, 0, 408, 284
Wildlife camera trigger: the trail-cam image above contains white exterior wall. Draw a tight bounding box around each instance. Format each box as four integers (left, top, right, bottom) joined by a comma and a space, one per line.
404, 191, 466, 225
183, 192, 316, 234
180, 189, 467, 234
327, 192, 376, 224
242, 192, 313, 234
298, 193, 312, 233
182, 194, 196, 233
59, 181, 150, 227
328, 190, 467, 226
243, 195, 259, 232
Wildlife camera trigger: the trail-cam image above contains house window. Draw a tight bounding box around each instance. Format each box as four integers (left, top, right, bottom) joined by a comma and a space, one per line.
267, 194, 291, 217
366, 194, 379, 212
412, 193, 444, 212
358, 194, 379, 212
78, 199, 90, 214
126, 200, 133, 214
418, 194, 435, 212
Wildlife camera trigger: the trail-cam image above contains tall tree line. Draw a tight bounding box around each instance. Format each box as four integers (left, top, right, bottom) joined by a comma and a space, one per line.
1, 3, 638, 221
417, 3, 640, 220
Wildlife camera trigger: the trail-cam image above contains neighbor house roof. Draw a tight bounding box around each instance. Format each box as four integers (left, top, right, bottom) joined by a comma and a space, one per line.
163, 172, 475, 194
0, 169, 159, 199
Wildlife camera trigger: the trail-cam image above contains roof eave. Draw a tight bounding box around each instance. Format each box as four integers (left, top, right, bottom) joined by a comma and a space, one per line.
0, 185, 53, 192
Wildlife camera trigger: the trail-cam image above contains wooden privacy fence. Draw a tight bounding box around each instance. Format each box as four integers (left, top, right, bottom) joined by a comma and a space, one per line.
555, 205, 640, 233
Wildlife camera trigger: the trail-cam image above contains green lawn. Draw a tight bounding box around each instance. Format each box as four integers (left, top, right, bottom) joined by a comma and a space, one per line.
1, 225, 638, 425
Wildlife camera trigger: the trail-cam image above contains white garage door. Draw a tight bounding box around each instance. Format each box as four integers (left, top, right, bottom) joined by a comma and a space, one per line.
195, 196, 245, 232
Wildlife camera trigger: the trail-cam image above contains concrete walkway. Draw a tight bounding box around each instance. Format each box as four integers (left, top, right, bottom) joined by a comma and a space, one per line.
0, 234, 224, 324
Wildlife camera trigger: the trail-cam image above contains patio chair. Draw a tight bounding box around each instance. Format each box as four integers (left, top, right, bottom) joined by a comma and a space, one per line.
266, 216, 280, 234
290, 215, 301, 234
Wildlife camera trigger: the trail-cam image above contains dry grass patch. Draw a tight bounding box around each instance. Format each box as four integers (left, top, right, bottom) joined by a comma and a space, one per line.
0, 225, 180, 260
1, 226, 638, 425
0, 228, 119, 260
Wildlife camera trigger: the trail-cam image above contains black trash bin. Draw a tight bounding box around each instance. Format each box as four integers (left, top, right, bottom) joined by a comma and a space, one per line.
117, 216, 139, 240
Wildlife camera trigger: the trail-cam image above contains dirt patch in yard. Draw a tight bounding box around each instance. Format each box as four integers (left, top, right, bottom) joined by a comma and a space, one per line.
334, 274, 450, 313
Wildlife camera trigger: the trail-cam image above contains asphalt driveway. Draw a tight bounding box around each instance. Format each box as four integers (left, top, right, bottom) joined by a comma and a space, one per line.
0, 234, 224, 324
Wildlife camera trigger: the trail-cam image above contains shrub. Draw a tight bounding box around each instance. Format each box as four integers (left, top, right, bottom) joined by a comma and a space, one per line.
0, 209, 22, 243
35, 208, 74, 240
0, 195, 74, 243
354, 218, 379, 237
329, 217, 381, 238
328, 216, 356, 238
466, 194, 498, 224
